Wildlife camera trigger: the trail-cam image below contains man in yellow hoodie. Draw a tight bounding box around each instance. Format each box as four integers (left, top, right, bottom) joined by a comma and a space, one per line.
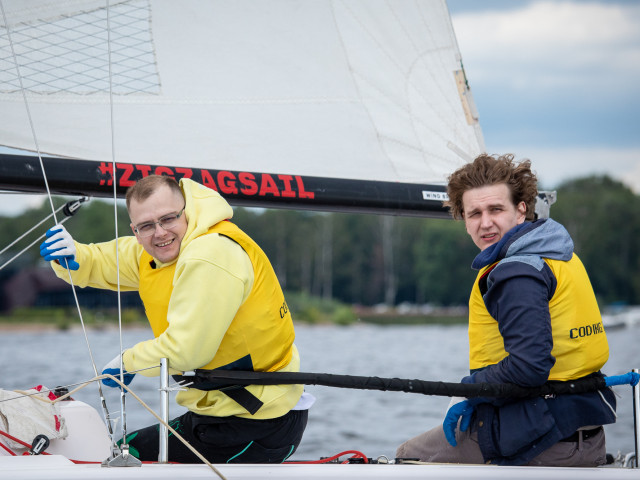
40, 175, 311, 463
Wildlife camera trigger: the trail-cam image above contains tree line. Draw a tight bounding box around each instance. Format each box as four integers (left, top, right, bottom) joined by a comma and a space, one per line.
1, 175, 639, 309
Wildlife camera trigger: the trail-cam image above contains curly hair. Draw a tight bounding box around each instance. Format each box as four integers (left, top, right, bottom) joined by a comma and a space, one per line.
125, 174, 183, 211
444, 154, 538, 221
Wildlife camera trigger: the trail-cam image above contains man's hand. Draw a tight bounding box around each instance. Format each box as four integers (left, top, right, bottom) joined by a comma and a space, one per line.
443, 397, 475, 447
101, 353, 135, 388
40, 225, 80, 270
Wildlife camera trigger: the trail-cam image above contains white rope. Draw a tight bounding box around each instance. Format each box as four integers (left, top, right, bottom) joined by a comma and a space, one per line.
4, 374, 227, 479
0, 197, 88, 272
0, 215, 73, 272
0, 0, 115, 438
104, 0, 129, 447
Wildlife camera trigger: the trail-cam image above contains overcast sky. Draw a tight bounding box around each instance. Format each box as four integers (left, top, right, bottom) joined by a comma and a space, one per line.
447, 0, 640, 192
1, 0, 639, 216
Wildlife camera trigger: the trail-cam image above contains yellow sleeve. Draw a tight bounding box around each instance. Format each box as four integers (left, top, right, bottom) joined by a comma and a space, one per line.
50, 236, 142, 291
123, 233, 254, 374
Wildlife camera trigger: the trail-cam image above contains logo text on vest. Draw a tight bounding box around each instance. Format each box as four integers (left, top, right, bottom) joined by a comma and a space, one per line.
279, 301, 289, 319
569, 322, 603, 339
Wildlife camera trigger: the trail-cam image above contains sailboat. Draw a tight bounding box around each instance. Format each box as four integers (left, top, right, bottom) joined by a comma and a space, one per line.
0, 0, 482, 216
0, 0, 637, 478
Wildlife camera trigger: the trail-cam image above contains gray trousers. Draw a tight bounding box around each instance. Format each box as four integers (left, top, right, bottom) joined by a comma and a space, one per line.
395, 424, 607, 467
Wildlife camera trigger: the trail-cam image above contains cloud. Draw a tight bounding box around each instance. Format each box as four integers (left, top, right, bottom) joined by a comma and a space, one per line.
0, 192, 47, 217
450, 1, 640, 191
452, 1, 640, 93
492, 146, 640, 194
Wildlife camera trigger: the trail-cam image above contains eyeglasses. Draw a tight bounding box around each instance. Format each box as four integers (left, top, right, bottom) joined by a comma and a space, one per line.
133, 206, 186, 238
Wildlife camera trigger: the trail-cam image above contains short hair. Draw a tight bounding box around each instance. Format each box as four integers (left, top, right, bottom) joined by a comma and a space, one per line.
125, 175, 183, 211
444, 153, 538, 221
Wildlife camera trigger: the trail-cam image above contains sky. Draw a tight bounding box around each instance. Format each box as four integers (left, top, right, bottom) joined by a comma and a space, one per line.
1, 0, 639, 216
447, 0, 640, 192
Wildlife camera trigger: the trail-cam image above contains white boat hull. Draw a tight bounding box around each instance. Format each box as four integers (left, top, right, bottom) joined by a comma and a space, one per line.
0, 454, 637, 480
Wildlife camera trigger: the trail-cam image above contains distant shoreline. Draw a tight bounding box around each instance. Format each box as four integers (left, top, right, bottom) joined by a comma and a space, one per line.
0, 322, 58, 332
0, 321, 149, 332
0, 315, 467, 333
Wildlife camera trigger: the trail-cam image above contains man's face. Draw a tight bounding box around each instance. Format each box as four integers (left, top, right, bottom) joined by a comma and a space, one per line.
462, 183, 526, 251
129, 185, 187, 263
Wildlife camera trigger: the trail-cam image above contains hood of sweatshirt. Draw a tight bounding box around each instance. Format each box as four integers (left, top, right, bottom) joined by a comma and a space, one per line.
472, 219, 574, 270
150, 178, 234, 267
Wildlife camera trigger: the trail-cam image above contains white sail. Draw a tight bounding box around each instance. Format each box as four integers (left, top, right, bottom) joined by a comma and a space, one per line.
0, 0, 483, 188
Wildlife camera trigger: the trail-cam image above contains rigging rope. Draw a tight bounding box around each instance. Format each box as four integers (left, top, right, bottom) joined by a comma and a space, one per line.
0, 0, 114, 439
0, 374, 227, 479
105, 0, 130, 450
0, 198, 87, 271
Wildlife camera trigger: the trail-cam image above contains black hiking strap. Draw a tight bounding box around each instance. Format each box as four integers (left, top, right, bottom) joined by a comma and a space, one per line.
173, 369, 608, 400
172, 374, 264, 415
218, 386, 264, 415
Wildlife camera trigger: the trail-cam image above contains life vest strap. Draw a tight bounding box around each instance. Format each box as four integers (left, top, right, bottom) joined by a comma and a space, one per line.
172, 375, 264, 415
218, 385, 264, 415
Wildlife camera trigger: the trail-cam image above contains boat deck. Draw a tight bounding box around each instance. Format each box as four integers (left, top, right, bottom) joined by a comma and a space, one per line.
1, 455, 637, 480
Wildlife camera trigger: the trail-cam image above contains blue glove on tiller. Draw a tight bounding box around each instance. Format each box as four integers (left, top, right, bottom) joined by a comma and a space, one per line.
40, 224, 80, 270
443, 397, 475, 447
101, 353, 135, 388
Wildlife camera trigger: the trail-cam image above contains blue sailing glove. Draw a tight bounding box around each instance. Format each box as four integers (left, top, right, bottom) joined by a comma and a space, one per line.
443, 397, 475, 447
605, 372, 639, 387
101, 353, 135, 388
40, 224, 80, 270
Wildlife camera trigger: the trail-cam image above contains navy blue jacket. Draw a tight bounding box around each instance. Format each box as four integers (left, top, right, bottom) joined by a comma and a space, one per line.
465, 219, 616, 465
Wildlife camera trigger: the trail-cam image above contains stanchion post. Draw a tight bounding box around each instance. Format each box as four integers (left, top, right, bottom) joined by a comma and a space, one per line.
633, 368, 639, 468
159, 358, 169, 463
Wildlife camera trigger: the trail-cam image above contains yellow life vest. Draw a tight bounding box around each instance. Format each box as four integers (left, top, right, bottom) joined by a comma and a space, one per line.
468, 253, 609, 381
138, 220, 294, 373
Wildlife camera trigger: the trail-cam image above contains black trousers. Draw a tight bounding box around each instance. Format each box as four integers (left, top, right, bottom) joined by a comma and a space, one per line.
118, 409, 308, 463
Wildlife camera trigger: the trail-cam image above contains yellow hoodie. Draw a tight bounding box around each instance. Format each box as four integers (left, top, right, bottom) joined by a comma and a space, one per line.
52, 178, 302, 419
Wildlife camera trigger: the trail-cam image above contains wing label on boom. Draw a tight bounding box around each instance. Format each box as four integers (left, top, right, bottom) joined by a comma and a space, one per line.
422, 190, 449, 201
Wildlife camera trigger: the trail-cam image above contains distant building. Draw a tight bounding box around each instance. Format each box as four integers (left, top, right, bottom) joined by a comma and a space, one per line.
1, 266, 143, 312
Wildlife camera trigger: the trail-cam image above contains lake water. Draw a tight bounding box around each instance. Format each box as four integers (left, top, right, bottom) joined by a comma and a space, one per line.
0, 323, 637, 461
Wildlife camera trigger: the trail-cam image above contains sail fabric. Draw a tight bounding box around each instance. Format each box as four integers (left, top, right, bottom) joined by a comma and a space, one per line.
0, 386, 68, 449
0, 0, 484, 185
